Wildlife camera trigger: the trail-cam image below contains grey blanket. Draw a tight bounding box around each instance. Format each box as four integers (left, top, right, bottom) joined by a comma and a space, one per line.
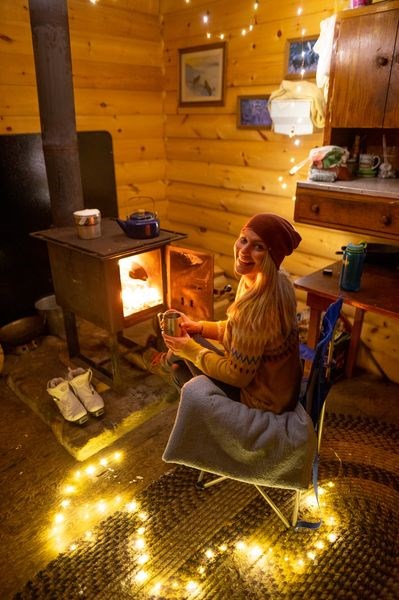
163, 375, 317, 490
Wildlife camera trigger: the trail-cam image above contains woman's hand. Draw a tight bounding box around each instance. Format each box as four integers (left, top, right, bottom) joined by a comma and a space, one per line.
162, 332, 191, 355
178, 313, 202, 336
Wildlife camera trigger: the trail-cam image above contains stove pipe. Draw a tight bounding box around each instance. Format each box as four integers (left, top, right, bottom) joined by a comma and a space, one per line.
29, 0, 84, 226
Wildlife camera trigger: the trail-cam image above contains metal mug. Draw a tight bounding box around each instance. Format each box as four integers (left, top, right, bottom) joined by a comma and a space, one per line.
157, 310, 181, 336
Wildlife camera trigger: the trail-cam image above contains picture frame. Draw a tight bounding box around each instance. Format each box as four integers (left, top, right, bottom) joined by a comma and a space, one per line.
236, 95, 272, 129
285, 36, 319, 79
179, 42, 226, 107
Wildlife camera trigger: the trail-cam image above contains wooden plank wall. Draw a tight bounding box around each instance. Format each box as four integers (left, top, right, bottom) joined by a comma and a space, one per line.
0, 0, 167, 220
160, 0, 399, 382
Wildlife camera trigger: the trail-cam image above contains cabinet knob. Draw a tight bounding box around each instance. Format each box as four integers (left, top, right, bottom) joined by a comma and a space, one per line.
376, 55, 389, 67
311, 203, 320, 214
380, 215, 391, 226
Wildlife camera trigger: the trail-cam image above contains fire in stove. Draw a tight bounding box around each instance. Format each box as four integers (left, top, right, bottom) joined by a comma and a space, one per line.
118, 250, 163, 318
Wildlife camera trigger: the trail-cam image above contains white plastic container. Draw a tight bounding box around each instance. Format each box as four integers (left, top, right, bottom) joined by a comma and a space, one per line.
73, 208, 101, 239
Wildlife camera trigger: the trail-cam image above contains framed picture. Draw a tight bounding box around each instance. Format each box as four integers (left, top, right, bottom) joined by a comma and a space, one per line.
179, 42, 226, 107
236, 95, 272, 129
285, 36, 319, 79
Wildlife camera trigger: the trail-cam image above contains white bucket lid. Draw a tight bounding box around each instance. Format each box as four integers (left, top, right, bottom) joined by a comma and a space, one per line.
73, 209, 100, 217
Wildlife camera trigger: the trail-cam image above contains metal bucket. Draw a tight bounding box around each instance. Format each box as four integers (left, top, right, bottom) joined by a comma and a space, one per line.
34, 295, 66, 339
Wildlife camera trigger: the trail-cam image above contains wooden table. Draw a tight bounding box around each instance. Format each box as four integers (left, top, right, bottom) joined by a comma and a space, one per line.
294, 261, 399, 377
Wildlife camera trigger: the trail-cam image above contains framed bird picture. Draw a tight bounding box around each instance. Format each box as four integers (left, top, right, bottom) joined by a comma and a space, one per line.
179, 42, 226, 107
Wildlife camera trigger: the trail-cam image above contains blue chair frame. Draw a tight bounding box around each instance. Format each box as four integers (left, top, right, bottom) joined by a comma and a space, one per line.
195, 296, 344, 529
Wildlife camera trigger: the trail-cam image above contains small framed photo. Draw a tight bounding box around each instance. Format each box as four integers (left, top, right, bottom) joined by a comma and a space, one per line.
285, 36, 319, 79
179, 42, 226, 107
237, 95, 272, 129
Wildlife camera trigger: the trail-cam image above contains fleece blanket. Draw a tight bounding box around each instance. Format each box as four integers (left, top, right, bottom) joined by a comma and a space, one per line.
163, 375, 317, 490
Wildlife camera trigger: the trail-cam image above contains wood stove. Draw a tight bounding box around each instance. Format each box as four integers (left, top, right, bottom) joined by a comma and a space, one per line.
32, 219, 214, 388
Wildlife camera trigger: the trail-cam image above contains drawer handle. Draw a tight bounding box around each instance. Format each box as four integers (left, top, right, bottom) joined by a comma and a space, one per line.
381, 215, 391, 226
311, 203, 320, 214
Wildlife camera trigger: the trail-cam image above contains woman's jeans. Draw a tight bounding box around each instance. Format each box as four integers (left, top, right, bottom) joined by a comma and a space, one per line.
169, 334, 241, 402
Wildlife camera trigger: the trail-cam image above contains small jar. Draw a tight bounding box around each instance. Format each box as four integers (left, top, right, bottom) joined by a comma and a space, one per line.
339, 242, 367, 292
73, 209, 101, 239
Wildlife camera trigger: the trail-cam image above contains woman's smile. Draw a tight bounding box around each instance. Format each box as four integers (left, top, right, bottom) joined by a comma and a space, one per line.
234, 228, 267, 277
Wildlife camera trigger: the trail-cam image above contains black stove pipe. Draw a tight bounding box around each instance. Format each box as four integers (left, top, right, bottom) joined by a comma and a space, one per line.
28, 0, 84, 226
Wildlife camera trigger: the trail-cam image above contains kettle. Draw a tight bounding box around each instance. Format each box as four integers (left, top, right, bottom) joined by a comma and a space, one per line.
116, 198, 160, 239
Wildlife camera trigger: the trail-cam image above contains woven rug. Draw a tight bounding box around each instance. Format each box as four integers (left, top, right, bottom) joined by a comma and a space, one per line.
15, 412, 399, 600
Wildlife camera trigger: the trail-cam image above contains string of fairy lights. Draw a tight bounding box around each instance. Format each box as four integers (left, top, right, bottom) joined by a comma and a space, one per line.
46, 447, 341, 597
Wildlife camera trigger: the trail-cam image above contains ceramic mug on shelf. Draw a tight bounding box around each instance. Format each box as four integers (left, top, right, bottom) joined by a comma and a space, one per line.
359, 153, 381, 170
358, 153, 382, 178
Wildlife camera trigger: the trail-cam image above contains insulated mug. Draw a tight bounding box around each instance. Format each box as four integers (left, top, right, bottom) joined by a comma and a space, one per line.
158, 310, 181, 336
339, 242, 367, 292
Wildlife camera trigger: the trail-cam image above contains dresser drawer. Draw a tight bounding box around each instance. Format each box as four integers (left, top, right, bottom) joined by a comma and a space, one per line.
294, 186, 399, 241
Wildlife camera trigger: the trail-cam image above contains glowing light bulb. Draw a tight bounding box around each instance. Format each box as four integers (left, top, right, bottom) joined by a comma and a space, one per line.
64, 485, 76, 494
328, 533, 338, 543
219, 33, 225, 39
60, 499, 71, 508
254, 1, 259, 10
278, 175, 283, 182
138, 553, 149, 565
241, 28, 247, 36
113, 451, 122, 462
206, 32, 212, 39
235, 541, 246, 551
137, 526, 146, 535
315, 540, 325, 549
138, 511, 148, 521
186, 580, 200, 593
297, 7, 303, 16
69, 543, 78, 551
134, 537, 146, 550
205, 548, 215, 559
294, 139, 301, 146
219, 544, 227, 552
86, 465, 96, 475
301, 28, 306, 36
198, 566, 206, 574
54, 513, 65, 524
307, 551, 316, 560
125, 500, 138, 512
135, 570, 148, 583
99, 458, 108, 467
203, 14, 209, 24
248, 545, 263, 560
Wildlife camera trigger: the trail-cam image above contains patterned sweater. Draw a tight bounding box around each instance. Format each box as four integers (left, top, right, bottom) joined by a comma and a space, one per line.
176, 319, 302, 414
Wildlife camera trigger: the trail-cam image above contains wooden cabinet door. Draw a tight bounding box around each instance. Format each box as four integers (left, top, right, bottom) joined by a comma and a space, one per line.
330, 10, 399, 128
384, 21, 399, 127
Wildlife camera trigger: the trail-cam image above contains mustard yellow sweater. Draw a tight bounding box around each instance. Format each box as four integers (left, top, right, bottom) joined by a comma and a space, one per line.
176, 319, 302, 414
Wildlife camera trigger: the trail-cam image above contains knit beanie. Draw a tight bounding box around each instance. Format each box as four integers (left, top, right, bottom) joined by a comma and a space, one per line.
242, 213, 302, 269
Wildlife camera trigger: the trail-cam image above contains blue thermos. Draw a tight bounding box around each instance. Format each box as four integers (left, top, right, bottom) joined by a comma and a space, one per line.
339, 242, 367, 292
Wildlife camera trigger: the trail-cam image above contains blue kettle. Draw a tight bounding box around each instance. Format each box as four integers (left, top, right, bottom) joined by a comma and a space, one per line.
116, 198, 160, 239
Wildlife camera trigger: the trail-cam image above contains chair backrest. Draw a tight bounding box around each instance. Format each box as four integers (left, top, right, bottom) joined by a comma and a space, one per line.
301, 297, 343, 435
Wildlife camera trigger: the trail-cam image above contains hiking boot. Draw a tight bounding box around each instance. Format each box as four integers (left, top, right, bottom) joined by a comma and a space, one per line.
47, 377, 88, 425
67, 368, 105, 417
126, 348, 174, 384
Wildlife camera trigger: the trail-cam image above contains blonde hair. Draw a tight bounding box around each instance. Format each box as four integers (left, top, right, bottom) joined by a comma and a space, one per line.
227, 252, 297, 343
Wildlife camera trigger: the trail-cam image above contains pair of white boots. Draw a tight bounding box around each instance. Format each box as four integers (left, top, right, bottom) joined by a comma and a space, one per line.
47, 368, 105, 425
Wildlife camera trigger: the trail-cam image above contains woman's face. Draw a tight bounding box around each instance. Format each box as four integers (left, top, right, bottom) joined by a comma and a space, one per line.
234, 228, 267, 279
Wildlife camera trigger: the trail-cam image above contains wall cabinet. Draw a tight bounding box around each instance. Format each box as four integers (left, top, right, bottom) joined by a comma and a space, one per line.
328, 7, 399, 129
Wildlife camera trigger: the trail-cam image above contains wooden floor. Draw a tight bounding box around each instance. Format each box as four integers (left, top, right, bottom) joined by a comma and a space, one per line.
0, 355, 398, 598
0, 373, 178, 599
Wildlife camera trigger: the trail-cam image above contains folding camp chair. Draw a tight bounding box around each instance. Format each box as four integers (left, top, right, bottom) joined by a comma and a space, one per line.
163, 296, 344, 529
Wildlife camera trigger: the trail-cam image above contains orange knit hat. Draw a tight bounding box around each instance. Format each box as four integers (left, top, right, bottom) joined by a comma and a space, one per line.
243, 213, 302, 268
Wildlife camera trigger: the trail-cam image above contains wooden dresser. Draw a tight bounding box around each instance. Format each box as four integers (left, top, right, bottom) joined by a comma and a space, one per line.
295, 1, 399, 241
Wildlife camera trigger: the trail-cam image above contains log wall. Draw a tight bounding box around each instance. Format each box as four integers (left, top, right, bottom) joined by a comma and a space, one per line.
0, 0, 167, 219
1, 0, 397, 381
160, 0, 399, 383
